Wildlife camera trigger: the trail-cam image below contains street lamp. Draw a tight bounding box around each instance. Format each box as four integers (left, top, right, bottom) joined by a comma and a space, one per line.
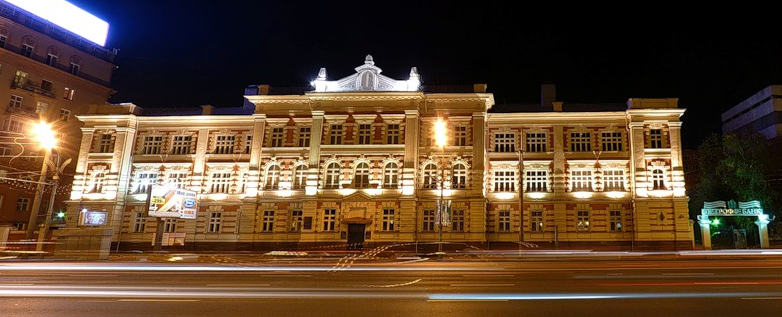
25, 121, 57, 245
434, 119, 447, 254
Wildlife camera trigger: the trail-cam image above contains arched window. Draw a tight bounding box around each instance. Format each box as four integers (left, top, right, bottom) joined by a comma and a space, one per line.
292, 164, 307, 189
265, 165, 281, 189
324, 162, 341, 189
451, 163, 467, 189
383, 162, 398, 188
354, 162, 370, 188
422, 163, 438, 189
652, 169, 666, 190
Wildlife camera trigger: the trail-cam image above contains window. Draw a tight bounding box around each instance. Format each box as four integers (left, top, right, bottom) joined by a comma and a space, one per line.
571, 170, 593, 191
601, 132, 622, 151
0, 145, 10, 156
135, 172, 158, 194
452, 163, 467, 189
63, 87, 75, 100
525, 170, 547, 192
3, 119, 24, 133
41, 80, 53, 92
603, 169, 625, 191
59, 108, 71, 121
47, 53, 58, 66
298, 127, 310, 147
357, 124, 372, 144
422, 209, 435, 232
133, 212, 146, 233
382, 208, 395, 231
652, 169, 666, 190
21, 44, 34, 57
451, 210, 465, 232
322, 209, 336, 231
142, 136, 163, 154
329, 124, 343, 144
90, 172, 105, 193
208, 212, 222, 233
610, 210, 623, 232
210, 172, 232, 194
171, 136, 192, 154
69, 62, 80, 75
650, 129, 663, 148
577, 211, 590, 232
289, 210, 303, 232
422, 163, 438, 189
265, 165, 281, 189
494, 133, 515, 152
16, 197, 30, 212
9, 94, 22, 108
163, 219, 177, 233
386, 124, 400, 144
167, 172, 189, 189
531, 211, 544, 232
454, 126, 468, 146
244, 135, 252, 154
526, 133, 547, 152
383, 162, 398, 188
270, 127, 285, 147
214, 135, 235, 154
324, 162, 341, 189
493, 170, 515, 192
292, 165, 307, 189
98, 134, 114, 153
570, 132, 591, 152
353, 162, 370, 188
13, 71, 27, 86
0, 34, 6, 48
498, 210, 510, 232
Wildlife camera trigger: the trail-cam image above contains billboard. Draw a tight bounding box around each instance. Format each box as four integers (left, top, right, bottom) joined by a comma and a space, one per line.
82, 211, 107, 226
148, 185, 198, 219
6, 0, 109, 46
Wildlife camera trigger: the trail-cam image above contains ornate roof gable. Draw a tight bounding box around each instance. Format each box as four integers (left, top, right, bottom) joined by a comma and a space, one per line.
311, 55, 420, 92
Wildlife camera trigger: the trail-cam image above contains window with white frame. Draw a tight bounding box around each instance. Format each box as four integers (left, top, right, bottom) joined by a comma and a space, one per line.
422, 163, 438, 189
451, 210, 465, 232
214, 135, 235, 154
498, 210, 510, 232
454, 126, 468, 146
9, 94, 22, 108
292, 165, 307, 189
141, 136, 163, 154
210, 172, 232, 193
21, 43, 33, 57
261, 210, 274, 232
3, 119, 24, 133
602, 169, 625, 191
525, 170, 547, 192
244, 135, 252, 154
570, 170, 593, 191
324, 162, 341, 189
422, 209, 435, 232
452, 163, 467, 189
167, 172, 189, 189
171, 136, 192, 154
135, 172, 158, 193
570, 132, 591, 152
493, 170, 515, 192
357, 124, 372, 144
531, 210, 544, 232
577, 211, 590, 232
383, 162, 398, 188
163, 218, 177, 233
64, 87, 75, 100
382, 208, 395, 231
601, 131, 623, 151
59, 108, 71, 121
270, 127, 285, 147
265, 165, 281, 189
354, 162, 370, 188
610, 210, 622, 232
652, 168, 666, 190
133, 212, 146, 233
69, 62, 80, 75
329, 124, 343, 144
526, 132, 547, 152
208, 212, 222, 233
649, 129, 663, 148
289, 210, 303, 232
16, 197, 29, 212
0, 145, 10, 156
322, 209, 336, 231
494, 133, 515, 152
0, 34, 6, 48
298, 127, 310, 147
89, 171, 105, 193
98, 134, 114, 153
46, 53, 58, 66
386, 124, 400, 144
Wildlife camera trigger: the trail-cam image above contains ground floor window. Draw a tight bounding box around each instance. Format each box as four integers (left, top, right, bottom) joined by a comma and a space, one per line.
577, 211, 590, 232
531, 210, 543, 232
422, 209, 435, 231
498, 210, 510, 232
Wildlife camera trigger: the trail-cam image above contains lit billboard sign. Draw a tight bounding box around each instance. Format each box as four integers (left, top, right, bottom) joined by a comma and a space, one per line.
148, 185, 198, 219
6, 0, 109, 46
81, 211, 107, 226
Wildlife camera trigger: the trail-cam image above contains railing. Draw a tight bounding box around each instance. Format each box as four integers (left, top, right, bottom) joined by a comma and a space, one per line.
11, 80, 55, 98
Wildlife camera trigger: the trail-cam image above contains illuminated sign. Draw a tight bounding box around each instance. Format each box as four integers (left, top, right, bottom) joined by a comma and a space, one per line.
6, 0, 109, 46
701, 208, 764, 216
148, 185, 198, 219
701, 200, 765, 217
82, 211, 107, 226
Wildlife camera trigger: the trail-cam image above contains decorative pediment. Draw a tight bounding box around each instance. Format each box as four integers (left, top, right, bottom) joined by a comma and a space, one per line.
311, 55, 421, 92
343, 191, 373, 201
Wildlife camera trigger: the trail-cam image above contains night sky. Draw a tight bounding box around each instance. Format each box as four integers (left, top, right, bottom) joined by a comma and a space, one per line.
65, 0, 782, 149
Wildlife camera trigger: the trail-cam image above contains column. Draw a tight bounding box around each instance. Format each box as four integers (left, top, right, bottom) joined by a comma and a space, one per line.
403, 110, 419, 196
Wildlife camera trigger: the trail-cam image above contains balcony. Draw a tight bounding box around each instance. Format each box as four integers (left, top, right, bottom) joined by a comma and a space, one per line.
4, 105, 37, 119
11, 79, 55, 98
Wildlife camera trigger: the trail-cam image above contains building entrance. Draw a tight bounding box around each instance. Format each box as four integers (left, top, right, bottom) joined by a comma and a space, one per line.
697, 200, 773, 249
347, 224, 365, 250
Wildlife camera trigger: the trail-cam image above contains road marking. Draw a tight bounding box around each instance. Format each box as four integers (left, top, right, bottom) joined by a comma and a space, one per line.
68, 274, 118, 278
742, 297, 782, 300
450, 283, 515, 287
118, 299, 200, 302
662, 273, 714, 276
462, 274, 515, 278
206, 283, 270, 287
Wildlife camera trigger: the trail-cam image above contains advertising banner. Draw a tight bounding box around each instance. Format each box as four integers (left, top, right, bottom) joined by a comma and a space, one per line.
82, 211, 107, 226
148, 185, 198, 219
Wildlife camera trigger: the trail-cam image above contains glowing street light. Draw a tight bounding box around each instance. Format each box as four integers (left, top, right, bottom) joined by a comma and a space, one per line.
24, 121, 57, 245
434, 118, 447, 254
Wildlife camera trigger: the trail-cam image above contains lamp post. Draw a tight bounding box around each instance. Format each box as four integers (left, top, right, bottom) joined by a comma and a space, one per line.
434, 119, 447, 254
38, 151, 71, 252
25, 122, 57, 246
519, 149, 524, 244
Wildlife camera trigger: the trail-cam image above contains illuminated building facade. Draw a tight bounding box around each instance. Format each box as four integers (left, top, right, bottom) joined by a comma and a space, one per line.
0, 0, 117, 231
66, 56, 690, 250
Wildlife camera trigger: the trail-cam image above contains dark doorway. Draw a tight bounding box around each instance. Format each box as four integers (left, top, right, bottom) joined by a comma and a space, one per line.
347, 224, 365, 250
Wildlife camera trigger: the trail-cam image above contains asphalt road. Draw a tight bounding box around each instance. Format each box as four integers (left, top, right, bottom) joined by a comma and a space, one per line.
1, 252, 781, 317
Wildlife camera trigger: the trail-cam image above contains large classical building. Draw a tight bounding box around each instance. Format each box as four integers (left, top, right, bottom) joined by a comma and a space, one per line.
0, 0, 117, 233
65, 56, 690, 251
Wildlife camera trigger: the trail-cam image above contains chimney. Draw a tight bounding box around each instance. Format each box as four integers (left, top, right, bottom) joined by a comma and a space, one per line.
473, 84, 488, 93
541, 83, 556, 108
258, 84, 271, 95
552, 101, 563, 112
201, 104, 213, 115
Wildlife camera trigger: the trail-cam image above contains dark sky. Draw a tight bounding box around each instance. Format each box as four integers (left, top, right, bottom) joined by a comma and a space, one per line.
67, 0, 782, 149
